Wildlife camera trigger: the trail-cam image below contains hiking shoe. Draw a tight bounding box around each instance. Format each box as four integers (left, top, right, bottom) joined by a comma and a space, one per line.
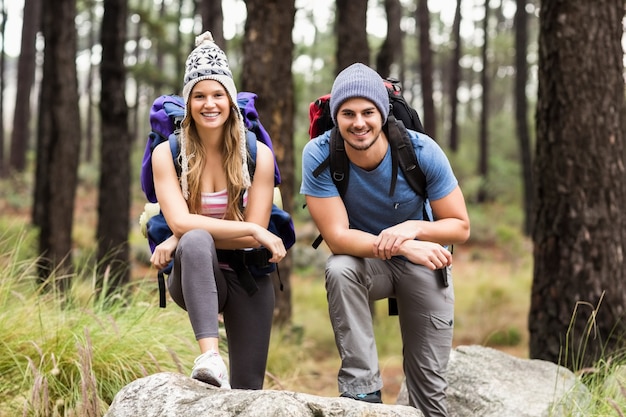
190, 350, 231, 389
340, 390, 382, 404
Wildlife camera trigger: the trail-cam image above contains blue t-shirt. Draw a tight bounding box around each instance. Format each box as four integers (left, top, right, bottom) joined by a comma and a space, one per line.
300, 128, 458, 236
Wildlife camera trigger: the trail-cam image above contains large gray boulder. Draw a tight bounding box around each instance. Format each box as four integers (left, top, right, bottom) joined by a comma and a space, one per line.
396, 345, 591, 417
104, 372, 419, 417
105, 345, 590, 417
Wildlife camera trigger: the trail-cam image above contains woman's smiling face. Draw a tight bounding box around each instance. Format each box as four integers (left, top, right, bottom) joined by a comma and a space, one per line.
189, 79, 231, 130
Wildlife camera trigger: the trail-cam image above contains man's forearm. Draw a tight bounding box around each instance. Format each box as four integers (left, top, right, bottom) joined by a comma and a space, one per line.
323, 228, 377, 258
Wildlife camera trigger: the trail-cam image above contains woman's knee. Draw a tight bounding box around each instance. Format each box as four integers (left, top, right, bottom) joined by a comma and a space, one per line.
177, 229, 216, 256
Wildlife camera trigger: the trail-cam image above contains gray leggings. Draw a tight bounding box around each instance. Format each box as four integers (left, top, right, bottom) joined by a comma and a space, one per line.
167, 229, 275, 390
326, 255, 454, 417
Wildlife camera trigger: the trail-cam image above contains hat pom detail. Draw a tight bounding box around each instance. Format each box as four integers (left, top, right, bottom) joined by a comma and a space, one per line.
195, 31, 215, 47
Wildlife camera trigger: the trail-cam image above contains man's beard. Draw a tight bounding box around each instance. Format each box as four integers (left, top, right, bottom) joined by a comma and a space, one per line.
343, 129, 382, 152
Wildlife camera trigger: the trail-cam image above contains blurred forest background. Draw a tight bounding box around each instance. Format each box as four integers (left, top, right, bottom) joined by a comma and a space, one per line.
0, 0, 625, 412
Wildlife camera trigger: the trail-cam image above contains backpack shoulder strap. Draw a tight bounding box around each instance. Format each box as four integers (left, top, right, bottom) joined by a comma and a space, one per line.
386, 115, 426, 199
312, 127, 350, 197
168, 133, 182, 177
245, 129, 258, 181
328, 127, 350, 196
386, 116, 431, 222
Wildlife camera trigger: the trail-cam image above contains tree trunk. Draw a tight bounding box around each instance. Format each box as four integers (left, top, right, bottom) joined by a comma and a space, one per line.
530, 0, 626, 369
200, 0, 224, 48
416, 0, 436, 138
97, 0, 131, 292
175, 0, 184, 88
335, 0, 369, 73
34, 0, 82, 289
515, 0, 533, 236
153, 0, 166, 93
448, 0, 462, 153
15, 0, 43, 133
242, 0, 296, 326
85, 0, 97, 163
477, 0, 490, 203
375, 0, 403, 79
131, 0, 144, 143
0, 0, 6, 176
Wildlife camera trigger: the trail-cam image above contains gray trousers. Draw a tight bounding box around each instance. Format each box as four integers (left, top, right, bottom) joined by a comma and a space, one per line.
167, 229, 275, 390
325, 255, 454, 417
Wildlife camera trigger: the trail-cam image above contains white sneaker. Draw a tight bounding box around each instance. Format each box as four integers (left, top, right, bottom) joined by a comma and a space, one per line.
190, 350, 231, 389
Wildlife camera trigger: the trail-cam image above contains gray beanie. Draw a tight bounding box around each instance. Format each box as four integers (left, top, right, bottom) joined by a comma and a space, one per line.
330, 63, 390, 125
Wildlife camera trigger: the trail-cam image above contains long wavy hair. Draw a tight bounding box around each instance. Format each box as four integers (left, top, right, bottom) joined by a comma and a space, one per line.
180, 99, 248, 221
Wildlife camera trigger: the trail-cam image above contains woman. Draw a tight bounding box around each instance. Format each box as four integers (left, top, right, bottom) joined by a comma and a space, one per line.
150, 32, 286, 390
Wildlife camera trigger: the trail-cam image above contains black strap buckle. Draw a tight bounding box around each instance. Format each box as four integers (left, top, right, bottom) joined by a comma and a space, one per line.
216, 248, 272, 296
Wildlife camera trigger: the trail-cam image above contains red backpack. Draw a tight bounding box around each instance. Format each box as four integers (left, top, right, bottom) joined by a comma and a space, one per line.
308, 78, 426, 140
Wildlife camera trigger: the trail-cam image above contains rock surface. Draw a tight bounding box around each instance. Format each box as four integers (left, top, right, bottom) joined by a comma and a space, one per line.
105, 345, 590, 417
398, 345, 590, 416
105, 372, 419, 417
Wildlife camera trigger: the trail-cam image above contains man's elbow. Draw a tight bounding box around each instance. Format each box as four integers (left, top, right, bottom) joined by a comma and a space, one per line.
458, 222, 471, 244
319, 233, 347, 255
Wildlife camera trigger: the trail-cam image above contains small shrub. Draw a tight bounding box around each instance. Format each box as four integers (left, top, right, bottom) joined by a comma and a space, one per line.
485, 327, 523, 347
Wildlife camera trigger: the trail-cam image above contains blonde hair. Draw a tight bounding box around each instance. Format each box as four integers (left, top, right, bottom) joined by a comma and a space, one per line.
180, 100, 248, 221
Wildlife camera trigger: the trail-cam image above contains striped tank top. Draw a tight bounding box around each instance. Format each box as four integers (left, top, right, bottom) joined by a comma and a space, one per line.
200, 189, 248, 218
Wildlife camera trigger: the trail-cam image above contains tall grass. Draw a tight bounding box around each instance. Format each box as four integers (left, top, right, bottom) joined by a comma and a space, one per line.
0, 227, 198, 416
558, 294, 626, 416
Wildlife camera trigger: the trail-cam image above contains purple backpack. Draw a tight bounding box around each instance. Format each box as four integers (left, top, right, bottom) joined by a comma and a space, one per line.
140, 95, 185, 204
140, 93, 295, 307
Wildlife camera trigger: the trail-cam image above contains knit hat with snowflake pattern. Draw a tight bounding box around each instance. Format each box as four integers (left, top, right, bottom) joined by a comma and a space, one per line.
179, 31, 250, 200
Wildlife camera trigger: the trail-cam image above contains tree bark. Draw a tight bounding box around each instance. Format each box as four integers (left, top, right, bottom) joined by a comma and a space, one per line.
477, 0, 490, 203
0, 0, 6, 176
335, 0, 369, 73
416, 0, 436, 138
515, 0, 533, 236
153, 0, 166, 93
242, 0, 296, 326
131, 0, 145, 143
85, 1, 97, 163
97, 0, 131, 292
448, 0, 462, 153
199, 0, 224, 49
375, 0, 403, 79
34, 0, 82, 289
530, 0, 626, 369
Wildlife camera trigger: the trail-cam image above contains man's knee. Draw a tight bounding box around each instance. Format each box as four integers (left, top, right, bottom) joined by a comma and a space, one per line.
325, 255, 365, 290
326, 254, 359, 277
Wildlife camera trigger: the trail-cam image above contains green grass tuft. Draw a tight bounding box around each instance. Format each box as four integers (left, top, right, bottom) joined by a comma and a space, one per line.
0, 240, 198, 416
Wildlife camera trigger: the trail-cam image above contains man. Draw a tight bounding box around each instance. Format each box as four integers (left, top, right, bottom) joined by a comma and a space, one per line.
300, 63, 470, 417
